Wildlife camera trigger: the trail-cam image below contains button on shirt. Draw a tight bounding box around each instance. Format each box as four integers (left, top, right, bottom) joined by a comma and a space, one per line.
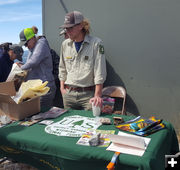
59, 34, 107, 87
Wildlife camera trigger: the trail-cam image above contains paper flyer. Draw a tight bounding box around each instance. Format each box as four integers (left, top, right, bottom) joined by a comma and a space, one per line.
76, 129, 115, 147
106, 131, 151, 156
19, 119, 40, 126
31, 107, 67, 120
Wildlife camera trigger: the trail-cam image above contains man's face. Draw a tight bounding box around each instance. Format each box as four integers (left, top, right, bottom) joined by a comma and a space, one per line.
25, 37, 36, 50
66, 23, 82, 41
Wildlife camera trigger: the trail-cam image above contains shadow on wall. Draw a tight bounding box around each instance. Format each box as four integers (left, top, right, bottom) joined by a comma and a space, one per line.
104, 60, 139, 116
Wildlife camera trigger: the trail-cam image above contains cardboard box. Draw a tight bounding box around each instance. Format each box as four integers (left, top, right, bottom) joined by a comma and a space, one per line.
0, 81, 40, 120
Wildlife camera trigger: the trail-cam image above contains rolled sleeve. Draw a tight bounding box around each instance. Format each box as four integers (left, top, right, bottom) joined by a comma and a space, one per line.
94, 42, 107, 85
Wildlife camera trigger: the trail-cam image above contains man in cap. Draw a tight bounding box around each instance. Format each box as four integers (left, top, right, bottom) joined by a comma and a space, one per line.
0, 43, 23, 82
59, 11, 107, 110
18, 26, 56, 111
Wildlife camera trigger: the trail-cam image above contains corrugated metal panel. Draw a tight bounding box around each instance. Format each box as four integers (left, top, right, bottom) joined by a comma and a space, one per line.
42, 0, 180, 134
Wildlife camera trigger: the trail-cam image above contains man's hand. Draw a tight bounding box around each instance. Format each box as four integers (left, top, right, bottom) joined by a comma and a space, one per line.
60, 87, 67, 95
15, 62, 23, 67
89, 96, 103, 107
60, 81, 66, 95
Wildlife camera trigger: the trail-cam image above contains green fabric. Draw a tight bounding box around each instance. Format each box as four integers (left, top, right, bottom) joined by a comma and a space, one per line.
0, 109, 179, 170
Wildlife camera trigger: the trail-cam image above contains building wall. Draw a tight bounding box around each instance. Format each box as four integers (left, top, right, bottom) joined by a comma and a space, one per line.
42, 0, 180, 133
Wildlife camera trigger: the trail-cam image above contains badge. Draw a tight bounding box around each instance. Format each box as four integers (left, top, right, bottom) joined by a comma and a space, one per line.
66, 56, 72, 59
85, 56, 89, 60
99, 45, 105, 54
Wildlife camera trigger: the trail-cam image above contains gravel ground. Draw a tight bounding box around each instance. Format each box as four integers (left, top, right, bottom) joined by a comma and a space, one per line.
0, 158, 37, 170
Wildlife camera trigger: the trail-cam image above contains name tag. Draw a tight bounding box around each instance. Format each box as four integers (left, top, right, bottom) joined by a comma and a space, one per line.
65, 56, 72, 59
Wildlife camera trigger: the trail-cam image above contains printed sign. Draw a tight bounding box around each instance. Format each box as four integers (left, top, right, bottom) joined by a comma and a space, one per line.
45, 115, 101, 137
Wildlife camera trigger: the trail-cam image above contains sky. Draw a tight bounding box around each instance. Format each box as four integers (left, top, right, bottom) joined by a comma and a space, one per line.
0, 0, 42, 44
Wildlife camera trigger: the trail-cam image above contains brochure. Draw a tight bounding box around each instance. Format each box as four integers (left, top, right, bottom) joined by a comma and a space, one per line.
76, 129, 115, 147
38, 120, 54, 125
19, 119, 40, 126
31, 107, 67, 120
106, 131, 151, 156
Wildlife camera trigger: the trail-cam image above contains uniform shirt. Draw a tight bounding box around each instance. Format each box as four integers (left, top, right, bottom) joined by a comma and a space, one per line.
59, 34, 107, 87
0, 51, 14, 82
21, 37, 54, 83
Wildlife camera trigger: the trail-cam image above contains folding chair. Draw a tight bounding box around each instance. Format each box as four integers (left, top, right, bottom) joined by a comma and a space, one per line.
102, 86, 126, 115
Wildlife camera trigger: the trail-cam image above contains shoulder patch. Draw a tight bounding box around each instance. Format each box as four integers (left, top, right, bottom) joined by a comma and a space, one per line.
99, 45, 105, 54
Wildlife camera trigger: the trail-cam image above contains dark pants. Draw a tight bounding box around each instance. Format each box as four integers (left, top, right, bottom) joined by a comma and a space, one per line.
40, 81, 56, 112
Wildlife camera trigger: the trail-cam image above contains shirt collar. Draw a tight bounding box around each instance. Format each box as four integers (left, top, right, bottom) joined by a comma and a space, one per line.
83, 34, 91, 44
67, 34, 91, 46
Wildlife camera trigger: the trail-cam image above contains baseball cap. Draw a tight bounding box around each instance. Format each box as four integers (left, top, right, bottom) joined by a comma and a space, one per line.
19, 28, 35, 46
60, 11, 84, 28
9, 44, 24, 61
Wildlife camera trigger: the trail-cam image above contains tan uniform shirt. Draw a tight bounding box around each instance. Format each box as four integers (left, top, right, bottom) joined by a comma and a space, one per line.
59, 34, 107, 87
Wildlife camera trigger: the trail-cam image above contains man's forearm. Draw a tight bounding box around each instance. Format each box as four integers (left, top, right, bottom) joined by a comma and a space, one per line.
94, 84, 103, 97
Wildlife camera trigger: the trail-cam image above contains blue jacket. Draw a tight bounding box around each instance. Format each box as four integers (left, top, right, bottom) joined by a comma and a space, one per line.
0, 50, 14, 82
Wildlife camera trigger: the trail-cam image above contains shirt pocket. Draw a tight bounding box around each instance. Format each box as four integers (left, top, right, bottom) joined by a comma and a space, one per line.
64, 56, 75, 71
81, 55, 94, 71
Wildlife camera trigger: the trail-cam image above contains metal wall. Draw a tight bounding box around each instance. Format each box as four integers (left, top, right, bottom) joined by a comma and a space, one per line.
42, 0, 180, 133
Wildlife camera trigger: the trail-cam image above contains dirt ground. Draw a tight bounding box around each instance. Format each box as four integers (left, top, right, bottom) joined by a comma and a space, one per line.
0, 158, 37, 170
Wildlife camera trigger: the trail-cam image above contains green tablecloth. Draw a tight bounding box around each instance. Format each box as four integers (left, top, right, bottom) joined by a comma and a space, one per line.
0, 109, 179, 170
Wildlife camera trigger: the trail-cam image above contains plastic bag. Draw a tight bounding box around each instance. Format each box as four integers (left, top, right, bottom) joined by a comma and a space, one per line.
102, 97, 115, 114
6, 63, 23, 82
116, 116, 165, 136
12, 79, 50, 104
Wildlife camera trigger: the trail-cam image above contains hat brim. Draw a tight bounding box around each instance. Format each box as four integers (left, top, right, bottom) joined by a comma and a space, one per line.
19, 40, 26, 46
60, 23, 77, 28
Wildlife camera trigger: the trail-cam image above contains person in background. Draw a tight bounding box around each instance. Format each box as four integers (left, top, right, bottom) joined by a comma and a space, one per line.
59, 11, 107, 110
18, 26, 56, 110
0, 43, 23, 82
